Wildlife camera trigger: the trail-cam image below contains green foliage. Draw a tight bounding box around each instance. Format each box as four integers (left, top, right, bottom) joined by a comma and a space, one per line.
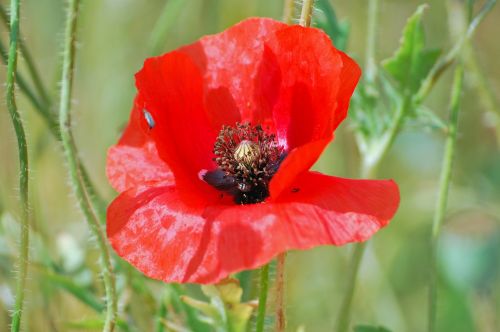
181, 278, 256, 332
354, 326, 392, 332
42, 273, 105, 313
315, 0, 350, 51
382, 5, 440, 95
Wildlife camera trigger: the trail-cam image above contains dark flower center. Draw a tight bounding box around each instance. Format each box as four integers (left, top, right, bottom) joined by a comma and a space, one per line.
204, 122, 284, 204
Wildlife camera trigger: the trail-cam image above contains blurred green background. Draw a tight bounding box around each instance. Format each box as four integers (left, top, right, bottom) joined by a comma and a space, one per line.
0, 0, 499, 331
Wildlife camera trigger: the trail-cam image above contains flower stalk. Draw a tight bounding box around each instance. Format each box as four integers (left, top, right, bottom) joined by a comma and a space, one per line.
299, 0, 315, 27
0, 3, 51, 107
336, 1, 381, 329
6, 0, 30, 331
256, 263, 270, 332
0, 5, 106, 222
283, 0, 295, 24
275, 253, 287, 332
427, 56, 465, 332
58, 0, 117, 331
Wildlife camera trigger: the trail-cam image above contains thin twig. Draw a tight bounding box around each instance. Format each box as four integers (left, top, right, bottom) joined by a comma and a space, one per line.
283, 0, 295, 24
428, 65, 464, 332
5, 0, 30, 331
0, 38, 59, 136
335, 242, 367, 332
275, 253, 287, 332
364, 0, 378, 84
299, 0, 315, 27
0, 3, 51, 106
58, 1, 117, 331
255, 263, 270, 332
414, 0, 497, 105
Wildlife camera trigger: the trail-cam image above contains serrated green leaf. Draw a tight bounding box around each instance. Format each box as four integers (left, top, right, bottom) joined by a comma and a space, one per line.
354, 325, 392, 332
315, 0, 350, 50
382, 4, 440, 94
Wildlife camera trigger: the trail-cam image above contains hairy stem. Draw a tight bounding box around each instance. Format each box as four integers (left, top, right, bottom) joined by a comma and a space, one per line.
0, 39, 59, 137
256, 263, 270, 332
365, 0, 378, 84
299, 0, 315, 27
0, 3, 51, 107
428, 65, 464, 332
58, 1, 117, 331
6, 0, 30, 331
336, 242, 367, 332
414, 0, 496, 105
0, 12, 105, 216
275, 253, 287, 332
283, 0, 295, 24
149, 0, 184, 55
336, 1, 395, 330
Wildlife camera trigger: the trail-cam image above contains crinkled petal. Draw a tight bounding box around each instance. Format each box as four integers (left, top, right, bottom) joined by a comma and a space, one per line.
135, 51, 220, 205
180, 18, 287, 127
107, 172, 399, 284
106, 97, 173, 192
258, 26, 361, 195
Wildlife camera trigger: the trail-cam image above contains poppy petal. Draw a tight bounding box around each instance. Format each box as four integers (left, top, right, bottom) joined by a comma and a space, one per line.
180, 18, 288, 126
259, 26, 361, 196
107, 172, 398, 284
135, 51, 220, 204
261, 25, 345, 149
269, 137, 332, 199
106, 98, 173, 192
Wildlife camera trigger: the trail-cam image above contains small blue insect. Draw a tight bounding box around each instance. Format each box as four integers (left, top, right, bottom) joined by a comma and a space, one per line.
142, 109, 155, 129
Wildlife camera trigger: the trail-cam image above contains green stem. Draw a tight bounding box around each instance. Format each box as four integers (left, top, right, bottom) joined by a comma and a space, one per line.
275, 253, 287, 332
0, 3, 52, 107
364, 0, 378, 84
338, 84, 412, 332
414, 0, 496, 105
0, 38, 59, 137
58, 1, 117, 331
336, 242, 367, 332
299, 0, 315, 27
5, 0, 30, 331
283, 0, 295, 24
428, 59, 465, 332
336, 1, 406, 330
0, 39, 106, 223
148, 0, 184, 55
255, 264, 270, 332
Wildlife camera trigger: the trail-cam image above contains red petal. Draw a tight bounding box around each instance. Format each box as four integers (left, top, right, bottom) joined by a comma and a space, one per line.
106, 98, 173, 192
259, 26, 361, 195
107, 172, 398, 284
331, 50, 362, 129
135, 51, 220, 205
261, 25, 343, 149
180, 18, 287, 126
269, 137, 332, 199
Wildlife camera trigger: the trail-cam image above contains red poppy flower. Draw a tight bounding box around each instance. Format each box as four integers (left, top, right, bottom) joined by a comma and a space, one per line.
106, 18, 399, 284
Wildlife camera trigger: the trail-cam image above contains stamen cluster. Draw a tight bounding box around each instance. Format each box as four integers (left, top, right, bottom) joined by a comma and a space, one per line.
212, 123, 283, 204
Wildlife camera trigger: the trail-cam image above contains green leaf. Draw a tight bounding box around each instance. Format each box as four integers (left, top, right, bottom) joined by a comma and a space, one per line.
315, 0, 350, 50
182, 278, 255, 332
65, 318, 130, 331
382, 4, 440, 94
42, 272, 104, 313
354, 325, 392, 332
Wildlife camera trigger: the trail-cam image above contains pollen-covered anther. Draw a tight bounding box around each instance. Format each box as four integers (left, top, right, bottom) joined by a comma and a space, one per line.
209, 122, 285, 204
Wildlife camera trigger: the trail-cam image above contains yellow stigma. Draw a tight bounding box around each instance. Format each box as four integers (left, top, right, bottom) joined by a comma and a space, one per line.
233, 140, 260, 165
